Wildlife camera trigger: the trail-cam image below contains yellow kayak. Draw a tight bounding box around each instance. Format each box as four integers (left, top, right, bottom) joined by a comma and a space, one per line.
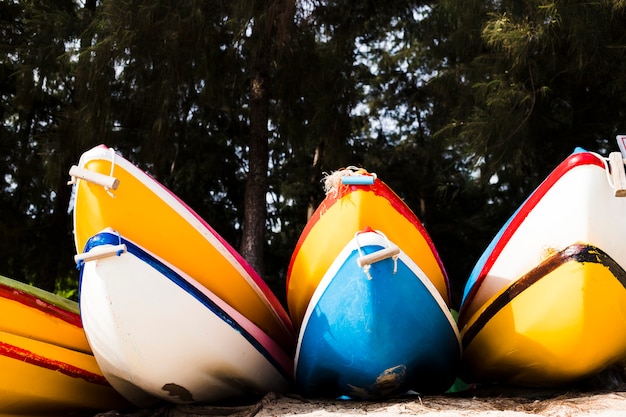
0, 275, 88, 353
0, 276, 131, 415
70, 145, 295, 353
461, 243, 626, 386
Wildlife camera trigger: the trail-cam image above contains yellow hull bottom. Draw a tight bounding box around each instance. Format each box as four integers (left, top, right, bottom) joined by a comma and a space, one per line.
0, 276, 90, 354
0, 331, 131, 415
461, 244, 626, 386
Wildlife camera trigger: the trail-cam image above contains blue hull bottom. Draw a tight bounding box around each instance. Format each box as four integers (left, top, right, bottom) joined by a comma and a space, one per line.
295, 243, 460, 399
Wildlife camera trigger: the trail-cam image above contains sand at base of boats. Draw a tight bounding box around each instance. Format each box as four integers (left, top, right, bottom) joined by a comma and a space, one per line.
96, 368, 626, 417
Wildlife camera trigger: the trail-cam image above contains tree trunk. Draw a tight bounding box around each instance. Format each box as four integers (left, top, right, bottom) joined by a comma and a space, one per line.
240, 39, 270, 276
239, 0, 294, 276
307, 140, 324, 220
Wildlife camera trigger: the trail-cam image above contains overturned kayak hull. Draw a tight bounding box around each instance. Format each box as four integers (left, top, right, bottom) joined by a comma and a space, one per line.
71, 145, 294, 352
288, 169, 458, 398
459, 149, 626, 386
79, 230, 293, 407
295, 232, 460, 398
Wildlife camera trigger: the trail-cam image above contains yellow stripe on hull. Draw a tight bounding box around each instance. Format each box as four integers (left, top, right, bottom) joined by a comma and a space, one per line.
287, 178, 448, 328
72, 148, 294, 351
0, 331, 131, 416
461, 244, 626, 386
0, 276, 90, 354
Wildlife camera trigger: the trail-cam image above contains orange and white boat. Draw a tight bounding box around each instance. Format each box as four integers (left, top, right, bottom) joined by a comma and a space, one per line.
69, 145, 295, 353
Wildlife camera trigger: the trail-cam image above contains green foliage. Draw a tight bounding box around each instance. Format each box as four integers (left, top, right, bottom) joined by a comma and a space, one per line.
0, 0, 81, 291
3, 0, 626, 308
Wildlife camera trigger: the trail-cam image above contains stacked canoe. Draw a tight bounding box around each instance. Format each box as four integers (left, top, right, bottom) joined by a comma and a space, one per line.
287, 167, 461, 398
67, 148, 465, 405
70, 145, 295, 407
458, 148, 626, 387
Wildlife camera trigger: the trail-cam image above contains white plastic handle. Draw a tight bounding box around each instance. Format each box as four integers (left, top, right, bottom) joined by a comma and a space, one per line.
74, 244, 127, 264
357, 245, 400, 267
609, 152, 626, 197
69, 165, 120, 190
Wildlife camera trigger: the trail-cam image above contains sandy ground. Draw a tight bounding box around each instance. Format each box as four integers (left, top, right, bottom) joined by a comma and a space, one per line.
97, 369, 626, 417
96, 390, 626, 417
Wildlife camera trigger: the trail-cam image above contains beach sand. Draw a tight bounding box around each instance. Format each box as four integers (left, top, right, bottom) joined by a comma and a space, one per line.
96, 367, 626, 417
96, 390, 626, 417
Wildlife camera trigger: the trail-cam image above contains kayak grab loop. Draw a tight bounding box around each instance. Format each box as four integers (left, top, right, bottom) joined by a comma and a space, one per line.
74, 244, 127, 269
355, 230, 400, 280
68, 148, 119, 197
